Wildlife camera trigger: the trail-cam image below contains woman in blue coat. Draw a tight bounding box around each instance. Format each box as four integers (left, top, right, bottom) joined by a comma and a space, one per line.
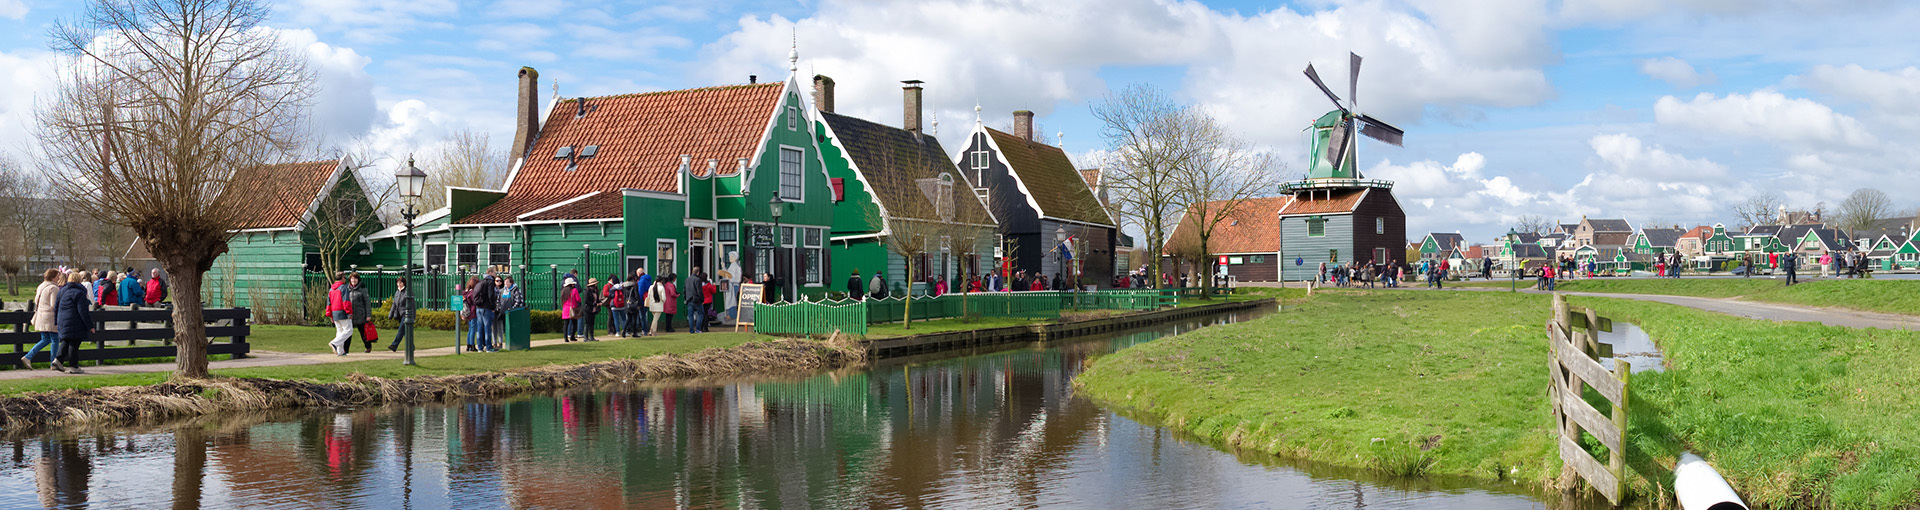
55, 272, 94, 374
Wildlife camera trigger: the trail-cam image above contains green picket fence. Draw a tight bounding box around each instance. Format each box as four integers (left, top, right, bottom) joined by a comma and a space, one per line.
754, 300, 869, 336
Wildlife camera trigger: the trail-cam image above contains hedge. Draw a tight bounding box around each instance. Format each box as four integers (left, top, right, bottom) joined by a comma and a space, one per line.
371, 300, 566, 333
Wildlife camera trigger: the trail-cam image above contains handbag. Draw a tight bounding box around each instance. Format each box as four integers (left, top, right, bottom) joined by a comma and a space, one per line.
362, 322, 379, 341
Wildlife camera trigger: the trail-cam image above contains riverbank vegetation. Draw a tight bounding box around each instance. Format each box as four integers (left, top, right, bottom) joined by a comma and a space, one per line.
0, 334, 864, 436
1586, 296, 1920, 508
1077, 291, 1562, 485
1456, 278, 1920, 316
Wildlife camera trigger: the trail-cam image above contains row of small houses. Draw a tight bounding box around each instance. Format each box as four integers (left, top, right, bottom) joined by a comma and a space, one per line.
1177, 208, 1920, 282
129, 58, 1143, 313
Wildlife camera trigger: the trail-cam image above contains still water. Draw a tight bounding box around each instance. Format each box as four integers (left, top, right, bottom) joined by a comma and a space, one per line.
0, 307, 1585, 509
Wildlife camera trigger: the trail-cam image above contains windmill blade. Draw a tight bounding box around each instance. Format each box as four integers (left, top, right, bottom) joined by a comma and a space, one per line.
1326, 119, 1354, 172
1349, 52, 1362, 110
1303, 63, 1344, 110
1357, 113, 1405, 147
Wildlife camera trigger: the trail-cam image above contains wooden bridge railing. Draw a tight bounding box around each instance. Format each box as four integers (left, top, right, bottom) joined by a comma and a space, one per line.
1547, 294, 1629, 505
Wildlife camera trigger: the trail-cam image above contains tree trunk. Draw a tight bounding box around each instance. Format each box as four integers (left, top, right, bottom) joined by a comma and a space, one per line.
1198, 235, 1214, 300
168, 262, 211, 378
902, 257, 913, 329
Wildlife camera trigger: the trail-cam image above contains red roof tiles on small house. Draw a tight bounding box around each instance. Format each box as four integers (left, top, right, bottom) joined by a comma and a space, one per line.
1277, 188, 1369, 216
226, 160, 342, 230
459, 83, 785, 224
1164, 196, 1291, 255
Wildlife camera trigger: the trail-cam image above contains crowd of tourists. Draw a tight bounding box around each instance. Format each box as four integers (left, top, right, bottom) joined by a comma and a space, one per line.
16, 266, 171, 374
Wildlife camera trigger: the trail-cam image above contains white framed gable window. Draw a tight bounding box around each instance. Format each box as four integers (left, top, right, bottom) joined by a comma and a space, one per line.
778, 146, 804, 200
788, 104, 798, 131
1375, 217, 1384, 235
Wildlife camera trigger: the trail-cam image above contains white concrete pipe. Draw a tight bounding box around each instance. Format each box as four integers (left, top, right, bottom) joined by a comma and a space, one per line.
1675, 452, 1748, 510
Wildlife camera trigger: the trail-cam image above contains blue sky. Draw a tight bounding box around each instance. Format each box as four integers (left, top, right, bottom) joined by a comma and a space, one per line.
2, 0, 1917, 241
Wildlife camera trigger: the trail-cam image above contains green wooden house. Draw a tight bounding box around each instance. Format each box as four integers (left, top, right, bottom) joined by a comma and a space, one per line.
1632, 228, 1683, 255
1895, 238, 1920, 269
362, 61, 838, 311
187, 158, 382, 310
813, 78, 996, 297
1418, 233, 1464, 261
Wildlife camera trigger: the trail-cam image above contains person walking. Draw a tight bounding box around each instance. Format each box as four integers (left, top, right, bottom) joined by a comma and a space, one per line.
385, 278, 415, 352
643, 273, 669, 335
20, 269, 64, 370
560, 277, 581, 342
580, 277, 600, 341
326, 273, 353, 356
1783, 252, 1800, 285
53, 272, 93, 374
1436, 259, 1450, 290
847, 269, 864, 301
686, 270, 707, 334
348, 273, 374, 353
656, 274, 678, 333
603, 274, 625, 337
618, 272, 641, 337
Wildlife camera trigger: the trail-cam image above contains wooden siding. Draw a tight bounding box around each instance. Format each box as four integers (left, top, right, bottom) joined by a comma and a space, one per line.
1279, 214, 1353, 281
1351, 188, 1408, 266
205, 232, 306, 309
1222, 254, 1279, 282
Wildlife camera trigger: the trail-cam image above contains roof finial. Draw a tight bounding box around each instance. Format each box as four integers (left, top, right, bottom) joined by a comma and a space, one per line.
788, 27, 798, 73
973, 103, 982, 128
1057, 131, 1064, 148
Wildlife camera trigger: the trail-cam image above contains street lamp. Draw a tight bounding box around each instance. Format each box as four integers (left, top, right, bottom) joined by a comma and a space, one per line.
769, 193, 785, 302
1055, 227, 1067, 291
1506, 228, 1520, 293
395, 155, 428, 365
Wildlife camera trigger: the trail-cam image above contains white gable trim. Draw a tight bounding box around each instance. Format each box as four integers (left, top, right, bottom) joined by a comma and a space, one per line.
516, 191, 603, 220
816, 117, 895, 239
977, 126, 1049, 220
293, 156, 353, 228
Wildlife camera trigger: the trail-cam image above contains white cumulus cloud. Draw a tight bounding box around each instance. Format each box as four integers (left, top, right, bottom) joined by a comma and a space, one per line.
1653, 90, 1877, 148
1638, 57, 1716, 88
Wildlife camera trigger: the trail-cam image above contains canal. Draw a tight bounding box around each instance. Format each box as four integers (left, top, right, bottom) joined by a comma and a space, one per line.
0, 305, 1591, 509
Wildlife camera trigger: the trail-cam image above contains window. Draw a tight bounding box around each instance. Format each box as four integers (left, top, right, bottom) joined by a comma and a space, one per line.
1328, 249, 1339, 262
425, 244, 447, 272
782, 227, 794, 246
554, 146, 572, 159
488, 243, 510, 267
754, 248, 772, 276
1307, 217, 1326, 237
657, 241, 676, 276
787, 105, 798, 131
335, 198, 357, 223
778, 147, 804, 200
1251, 255, 1266, 263
1375, 217, 1385, 235
805, 227, 822, 247
803, 248, 821, 285
936, 174, 955, 220
304, 253, 322, 272
580, 145, 598, 158
456, 244, 478, 268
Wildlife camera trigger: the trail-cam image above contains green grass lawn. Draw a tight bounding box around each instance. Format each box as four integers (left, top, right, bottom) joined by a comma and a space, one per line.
1455, 278, 1920, 316
1077, 291, 1561, 484
242, 324, 567, 354
0, 332, 768, 396
1584, 296, 1920, 508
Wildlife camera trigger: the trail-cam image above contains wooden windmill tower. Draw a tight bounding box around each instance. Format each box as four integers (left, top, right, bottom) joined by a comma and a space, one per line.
1275, 52, 1410, 281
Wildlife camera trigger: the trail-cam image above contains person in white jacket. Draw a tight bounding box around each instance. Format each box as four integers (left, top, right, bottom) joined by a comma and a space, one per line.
20, 269, 65, 370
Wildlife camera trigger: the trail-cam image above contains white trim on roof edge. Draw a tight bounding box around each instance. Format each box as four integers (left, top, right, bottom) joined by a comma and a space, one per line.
516, 191, 602, 220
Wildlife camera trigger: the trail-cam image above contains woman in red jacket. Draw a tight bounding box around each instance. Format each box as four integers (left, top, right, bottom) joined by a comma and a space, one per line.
325, 273, 352, 355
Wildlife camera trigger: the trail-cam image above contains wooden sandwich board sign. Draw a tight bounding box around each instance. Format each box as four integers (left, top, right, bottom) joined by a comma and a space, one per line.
734, 283, 765, 332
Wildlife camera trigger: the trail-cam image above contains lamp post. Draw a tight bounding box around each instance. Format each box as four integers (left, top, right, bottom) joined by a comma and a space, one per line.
769, 193, 785, 303
395, 155, 428, 365
1055, 227, 1067, 291
1506, 228, 1520, 293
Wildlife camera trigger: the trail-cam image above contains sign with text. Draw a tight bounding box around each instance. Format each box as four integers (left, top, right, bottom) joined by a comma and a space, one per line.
734, 283, 764, 330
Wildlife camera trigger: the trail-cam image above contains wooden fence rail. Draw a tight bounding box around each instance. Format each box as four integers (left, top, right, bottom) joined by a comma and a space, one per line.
1547, 293, 1629, 506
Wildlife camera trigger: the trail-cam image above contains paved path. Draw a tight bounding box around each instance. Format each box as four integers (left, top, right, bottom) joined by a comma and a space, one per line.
0, 335, 618, 381
1427, 287, 1920, 331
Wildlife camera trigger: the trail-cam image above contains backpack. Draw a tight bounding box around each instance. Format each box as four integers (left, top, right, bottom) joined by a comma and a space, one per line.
607, 284, 626, 308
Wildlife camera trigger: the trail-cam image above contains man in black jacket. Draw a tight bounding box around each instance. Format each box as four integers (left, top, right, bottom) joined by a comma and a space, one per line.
471, 272, 497, 351
847, 269, 864, 301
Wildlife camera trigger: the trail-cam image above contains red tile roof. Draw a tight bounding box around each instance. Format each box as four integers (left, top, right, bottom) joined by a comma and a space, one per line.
1277, 188, 1368, 216
458, 83, 784, 224
1464, 245, 1485, 259
1165, 196, 1290, 255
1079, 169, 1101, 188
522, 192, 622, 221
1683, 225, 1712, 240
225, 160, 340, 230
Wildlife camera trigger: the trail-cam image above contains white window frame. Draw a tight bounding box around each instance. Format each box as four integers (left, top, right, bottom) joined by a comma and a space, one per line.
803, 247, 823, 287
656, 239, 678, 277
717, 220, 739, 243
777, 145, 805, 201
787, 104, 798, 131
1375, 217, 1385, 235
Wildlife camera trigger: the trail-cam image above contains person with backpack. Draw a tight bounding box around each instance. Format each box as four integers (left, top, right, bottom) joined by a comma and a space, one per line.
630, 267, 653, 337
603, 274, 625, 337
869, 270, 887, 300
95, 273, 116, 307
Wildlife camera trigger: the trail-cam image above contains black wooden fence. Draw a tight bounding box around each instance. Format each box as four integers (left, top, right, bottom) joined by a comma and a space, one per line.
0, 307, 251, 366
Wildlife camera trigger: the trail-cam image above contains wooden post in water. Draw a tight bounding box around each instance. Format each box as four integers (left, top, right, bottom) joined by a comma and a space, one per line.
1548, 293, 1628, 506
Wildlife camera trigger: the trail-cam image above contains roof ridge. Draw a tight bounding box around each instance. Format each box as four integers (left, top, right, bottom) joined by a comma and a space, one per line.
569, 82, 782, 102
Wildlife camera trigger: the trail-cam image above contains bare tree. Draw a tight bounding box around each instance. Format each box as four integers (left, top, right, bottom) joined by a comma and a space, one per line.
1732, 192, 1786, 229
418, 128, 508, 211
36, 0, 314, 378
1170, 116, 1279, 299
1836, 188, 1895, 237
1510, 214, 1553, 235
1092, 84, 1207, 290
865, 149, 980, 329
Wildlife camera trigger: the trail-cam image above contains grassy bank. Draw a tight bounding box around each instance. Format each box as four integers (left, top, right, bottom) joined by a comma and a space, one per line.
1077, 291, 1561, 485
1586, 296, 1920, 508
0, 332, 769, 396
242, 324, 567, 354
1455, 278, 1920, 317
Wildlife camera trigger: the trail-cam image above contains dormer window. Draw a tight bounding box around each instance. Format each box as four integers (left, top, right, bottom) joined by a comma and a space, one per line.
554, 146, 572, 159
580, 145, 598, 158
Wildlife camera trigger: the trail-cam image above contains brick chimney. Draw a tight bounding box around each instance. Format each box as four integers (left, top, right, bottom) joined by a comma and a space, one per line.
1013, 110, 1034, 141
902, 80, 924, 134
812, 75, 835, 114
510, 67, 540, 163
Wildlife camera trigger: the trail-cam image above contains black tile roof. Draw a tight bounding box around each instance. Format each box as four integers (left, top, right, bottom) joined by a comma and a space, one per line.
823, 112, 993, 224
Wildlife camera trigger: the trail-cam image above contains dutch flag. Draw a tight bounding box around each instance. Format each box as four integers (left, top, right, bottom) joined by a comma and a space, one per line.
1058, 237, 1075, 262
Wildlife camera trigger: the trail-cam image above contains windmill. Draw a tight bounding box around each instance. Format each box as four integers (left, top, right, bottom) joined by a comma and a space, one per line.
1302, 52, 1405, 180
